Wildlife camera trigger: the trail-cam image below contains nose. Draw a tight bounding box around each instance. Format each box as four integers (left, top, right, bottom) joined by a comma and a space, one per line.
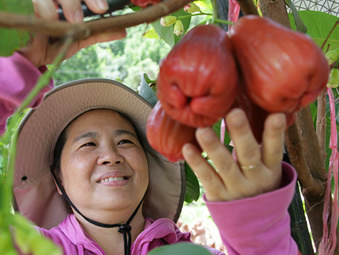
97, 146, 124, 165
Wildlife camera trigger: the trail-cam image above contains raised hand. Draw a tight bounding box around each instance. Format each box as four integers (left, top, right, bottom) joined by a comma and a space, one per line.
182, 108, 286, 202
19, 0, 126, 67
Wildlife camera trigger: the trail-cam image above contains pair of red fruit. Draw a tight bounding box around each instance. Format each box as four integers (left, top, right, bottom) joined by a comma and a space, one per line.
146, 15, 329, 162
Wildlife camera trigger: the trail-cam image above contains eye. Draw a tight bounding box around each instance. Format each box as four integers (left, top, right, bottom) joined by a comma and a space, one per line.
81, 142, 96, 147
118, 139, 133, 145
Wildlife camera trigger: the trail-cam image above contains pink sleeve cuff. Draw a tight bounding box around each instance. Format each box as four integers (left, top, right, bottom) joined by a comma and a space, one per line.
0, 52, 54, 134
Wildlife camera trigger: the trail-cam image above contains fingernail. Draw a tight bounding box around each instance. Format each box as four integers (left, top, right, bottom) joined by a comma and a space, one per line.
273, 114, 285, 128
96, 0, 109, 11
182, 144, 194, 157
228, 108, 245, 127
198, 128, 214, 142
73, 9, 83, 23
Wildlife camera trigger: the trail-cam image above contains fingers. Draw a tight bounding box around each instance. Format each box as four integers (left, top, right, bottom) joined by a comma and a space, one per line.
262, 113, 286, 171
84, 0, 109, 14
225, 109, 261, 171
58, 0, 109, 22
182, 143, 226, 201
183, 109, 286, 202
35, 0, 109, 23
58, 0, 84, 23
195, 127, 243, 185
32, 0, 58, 21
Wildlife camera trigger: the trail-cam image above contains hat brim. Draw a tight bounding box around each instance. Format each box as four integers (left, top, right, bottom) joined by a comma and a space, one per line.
14, 79, 185, 229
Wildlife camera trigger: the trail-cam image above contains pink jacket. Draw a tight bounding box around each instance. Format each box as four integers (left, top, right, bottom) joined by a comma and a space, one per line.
0, 53, 299, 255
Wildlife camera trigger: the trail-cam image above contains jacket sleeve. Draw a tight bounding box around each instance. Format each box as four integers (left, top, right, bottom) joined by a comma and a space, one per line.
0, 52, 54, 135
205, 162, 299, 255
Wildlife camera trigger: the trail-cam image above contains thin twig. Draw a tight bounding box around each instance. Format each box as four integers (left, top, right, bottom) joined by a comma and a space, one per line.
0, 0, 192, 40
320, 19, 339, 51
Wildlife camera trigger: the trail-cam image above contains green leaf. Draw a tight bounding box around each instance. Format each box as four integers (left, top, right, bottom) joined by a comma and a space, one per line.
143, 28, 160, 39
286, 0, 307, 33
327, 68, 339, 88
0, 0, 34, 56
184, 162, 200, 203
139, 73, 158, 106
0, 28, 31, 57
0, 0, 34, 13
14, 214, 62, 255
288, 11, 339, 52
152, 9, 192, 47
148, 243, 211, 255
128, 4, 141, 12
326, 48, 339, 65
143, 73, 157, 84
194, 0, 213, 14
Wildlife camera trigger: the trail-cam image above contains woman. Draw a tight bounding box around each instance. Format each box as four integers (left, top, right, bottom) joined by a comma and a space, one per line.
14, 80, 189, 254
1, 0, 299, 254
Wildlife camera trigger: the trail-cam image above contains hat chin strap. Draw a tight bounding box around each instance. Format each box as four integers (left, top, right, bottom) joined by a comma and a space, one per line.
51, 170, 145, 255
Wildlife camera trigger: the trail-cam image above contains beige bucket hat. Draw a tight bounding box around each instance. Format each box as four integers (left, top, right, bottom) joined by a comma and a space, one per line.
13, 79, 186, 229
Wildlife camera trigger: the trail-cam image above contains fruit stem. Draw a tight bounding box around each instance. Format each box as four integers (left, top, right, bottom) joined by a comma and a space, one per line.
176, 12, 212, 20
214, 18, 234, 25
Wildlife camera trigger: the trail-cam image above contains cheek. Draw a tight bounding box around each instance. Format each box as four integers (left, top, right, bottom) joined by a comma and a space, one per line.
60, 153, 94, 181
128, 150, 149, 183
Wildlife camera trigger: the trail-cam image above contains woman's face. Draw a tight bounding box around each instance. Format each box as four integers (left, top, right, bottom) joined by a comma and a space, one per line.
59, 109, 149, 216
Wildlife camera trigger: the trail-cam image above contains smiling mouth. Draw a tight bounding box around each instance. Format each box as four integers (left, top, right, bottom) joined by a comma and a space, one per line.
98, 177, 129, 183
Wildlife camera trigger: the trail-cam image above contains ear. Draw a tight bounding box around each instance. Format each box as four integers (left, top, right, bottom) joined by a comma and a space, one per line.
52, 175, 63, 195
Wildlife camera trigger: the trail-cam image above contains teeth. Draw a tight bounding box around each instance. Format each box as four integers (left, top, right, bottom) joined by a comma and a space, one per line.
99, 177, 126, 183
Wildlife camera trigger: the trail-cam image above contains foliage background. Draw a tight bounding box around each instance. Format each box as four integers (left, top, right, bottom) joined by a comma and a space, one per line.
53, 23, 170, 89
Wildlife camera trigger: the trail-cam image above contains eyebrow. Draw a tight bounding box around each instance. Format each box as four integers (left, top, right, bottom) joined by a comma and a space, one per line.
114, 129, 137, 139
73, 131, 97, 143
73, 129, 137, 143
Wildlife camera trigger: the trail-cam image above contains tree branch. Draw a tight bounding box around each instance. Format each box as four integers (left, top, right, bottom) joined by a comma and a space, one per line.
0, 0, 192, 39
259, 0, 291, 28
295, 107, 328, 250
285, 122, 324, 195
297, 107, 327, 182
285, 115, 326, 250
235, 0, 258, 15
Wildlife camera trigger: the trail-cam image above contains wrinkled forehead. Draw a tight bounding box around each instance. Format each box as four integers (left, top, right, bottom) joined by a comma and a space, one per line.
50, 108, 147, 167
64, 109, 138, 136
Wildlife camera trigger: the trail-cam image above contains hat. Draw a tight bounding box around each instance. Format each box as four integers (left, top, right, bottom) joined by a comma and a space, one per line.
13, 79, 186, 229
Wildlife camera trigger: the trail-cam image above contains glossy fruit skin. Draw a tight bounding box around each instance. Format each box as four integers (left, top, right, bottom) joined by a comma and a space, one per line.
157, 24, 238, 127
230, 15, 330, 114
146, 101, 200, 162
131, 0, 160, 8
234, 82, 296, 143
